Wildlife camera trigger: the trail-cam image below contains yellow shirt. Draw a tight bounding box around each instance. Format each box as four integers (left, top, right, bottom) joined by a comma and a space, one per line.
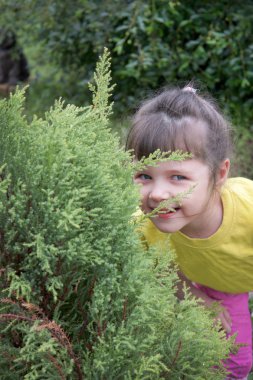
141, 177, 253, 293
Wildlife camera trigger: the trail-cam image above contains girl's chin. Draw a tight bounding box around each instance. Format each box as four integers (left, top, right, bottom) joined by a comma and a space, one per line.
152, 224, 180, 234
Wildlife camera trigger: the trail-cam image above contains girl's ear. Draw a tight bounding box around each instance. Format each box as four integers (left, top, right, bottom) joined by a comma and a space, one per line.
216, 158, 230, 188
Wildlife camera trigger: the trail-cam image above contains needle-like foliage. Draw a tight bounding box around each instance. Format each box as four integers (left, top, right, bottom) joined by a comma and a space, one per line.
0, 49, 233, 379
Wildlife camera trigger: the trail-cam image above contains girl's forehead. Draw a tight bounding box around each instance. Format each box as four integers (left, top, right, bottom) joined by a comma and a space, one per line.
131, 116, 208, 161
146, 158, 210, 174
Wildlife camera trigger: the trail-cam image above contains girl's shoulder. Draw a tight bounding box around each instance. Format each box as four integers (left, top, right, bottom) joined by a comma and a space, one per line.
223, 177, 253, 224
225, 177, 253, 201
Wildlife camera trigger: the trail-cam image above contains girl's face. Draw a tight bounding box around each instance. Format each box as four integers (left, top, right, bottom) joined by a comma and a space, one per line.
134, 158, 228, 238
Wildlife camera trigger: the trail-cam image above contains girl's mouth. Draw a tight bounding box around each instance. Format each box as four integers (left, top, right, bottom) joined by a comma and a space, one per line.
153, 207, 180, 219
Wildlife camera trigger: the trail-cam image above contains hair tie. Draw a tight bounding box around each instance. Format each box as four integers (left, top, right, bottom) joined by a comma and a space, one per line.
183, 86, 197, 94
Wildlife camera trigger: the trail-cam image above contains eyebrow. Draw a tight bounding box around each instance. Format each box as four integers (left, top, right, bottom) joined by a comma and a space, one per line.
140, 167, 191, 175
163, 169, 191, 176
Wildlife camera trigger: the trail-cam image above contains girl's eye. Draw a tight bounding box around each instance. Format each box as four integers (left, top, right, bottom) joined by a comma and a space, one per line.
136, 173, 152, 180
171, 175, 186, 181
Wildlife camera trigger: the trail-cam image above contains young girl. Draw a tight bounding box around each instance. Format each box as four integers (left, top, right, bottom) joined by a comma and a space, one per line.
126, 86, 253, 379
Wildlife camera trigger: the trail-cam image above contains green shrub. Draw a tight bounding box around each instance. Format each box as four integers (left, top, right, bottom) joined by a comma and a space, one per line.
0, 49, 233, 379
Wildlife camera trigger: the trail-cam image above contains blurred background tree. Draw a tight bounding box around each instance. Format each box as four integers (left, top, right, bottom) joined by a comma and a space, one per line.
0, 0, 252, 176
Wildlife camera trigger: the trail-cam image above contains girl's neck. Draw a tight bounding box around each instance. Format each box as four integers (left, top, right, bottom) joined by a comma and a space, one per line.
180, 191, 223, 239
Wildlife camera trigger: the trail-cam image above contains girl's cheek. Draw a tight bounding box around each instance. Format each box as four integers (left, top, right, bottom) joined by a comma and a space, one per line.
137, 189, 146, 206
139, 187, 146, 199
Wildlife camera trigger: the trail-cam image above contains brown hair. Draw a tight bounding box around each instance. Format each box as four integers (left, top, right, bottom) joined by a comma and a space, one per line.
126, 86, 232, 178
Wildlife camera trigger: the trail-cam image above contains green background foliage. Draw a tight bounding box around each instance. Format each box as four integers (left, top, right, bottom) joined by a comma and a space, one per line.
0, 0, 252, 177
1, 0, 252, 112
0, 51, 233, 379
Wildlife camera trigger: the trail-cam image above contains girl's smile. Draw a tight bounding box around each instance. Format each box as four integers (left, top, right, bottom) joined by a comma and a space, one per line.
134, 158, 227, 238
157, 207, 181, 219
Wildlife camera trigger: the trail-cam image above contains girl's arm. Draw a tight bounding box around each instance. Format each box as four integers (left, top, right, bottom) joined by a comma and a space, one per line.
177, 271, 232, 333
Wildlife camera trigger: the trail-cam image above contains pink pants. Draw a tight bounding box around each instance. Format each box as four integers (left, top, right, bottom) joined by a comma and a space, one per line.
198, 285, 252, 379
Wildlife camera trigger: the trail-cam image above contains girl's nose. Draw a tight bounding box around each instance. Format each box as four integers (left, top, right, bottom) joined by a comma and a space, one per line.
149, 186, 171, 202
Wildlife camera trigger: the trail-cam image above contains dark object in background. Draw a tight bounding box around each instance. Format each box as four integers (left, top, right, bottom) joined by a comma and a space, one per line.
0, 29, 29, 95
